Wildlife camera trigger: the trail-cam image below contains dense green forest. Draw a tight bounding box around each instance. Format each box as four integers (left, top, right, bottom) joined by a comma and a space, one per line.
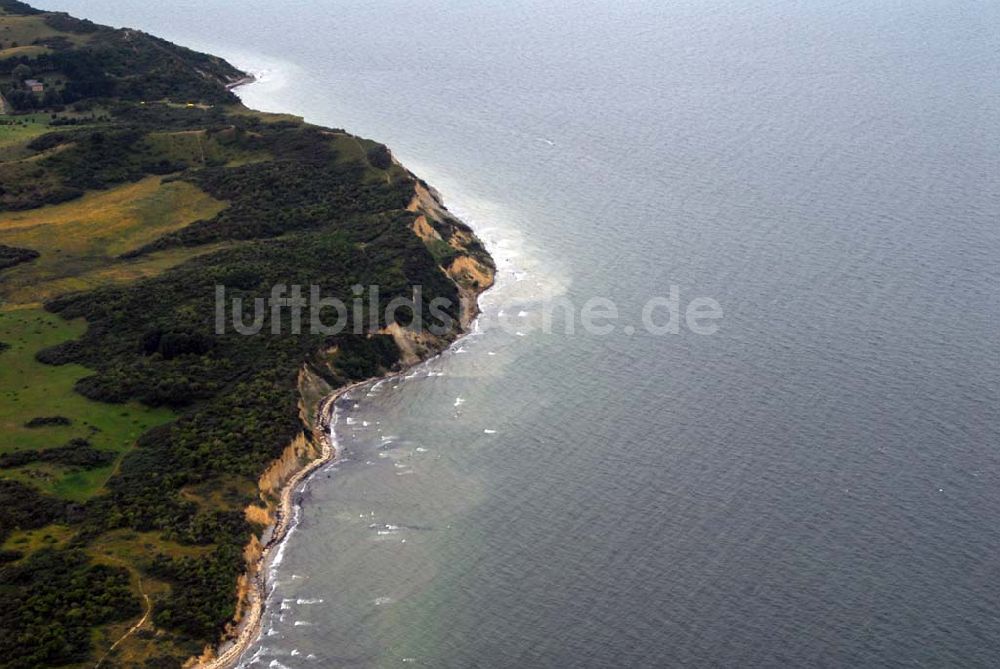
0, 0, 241, 112
0, 2, 493, 666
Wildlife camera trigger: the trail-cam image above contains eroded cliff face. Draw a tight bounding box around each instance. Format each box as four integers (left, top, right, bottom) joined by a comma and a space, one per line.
245, 366, 332, 532
225, 434, 318, 638
200, 174, 495, 668
408, 179, 496, 294
376, 321, 442, 367
216, 368, 329, 655
408, 182, 446, 240
249, 433, 318, 521
232, 535, 263, 625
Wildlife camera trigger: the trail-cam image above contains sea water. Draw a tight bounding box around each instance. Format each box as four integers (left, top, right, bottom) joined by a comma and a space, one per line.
37, 1, 1000, 666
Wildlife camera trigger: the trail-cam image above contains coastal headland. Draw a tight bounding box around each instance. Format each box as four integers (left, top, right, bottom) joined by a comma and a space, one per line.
0, 2, 494, 666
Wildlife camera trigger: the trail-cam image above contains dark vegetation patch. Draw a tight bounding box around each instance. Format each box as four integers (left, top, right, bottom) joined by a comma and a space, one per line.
0, 549, 140, 668
146, 540, 246, 639
0, 549, 22, 563
0, 479, 73, 542
426, 237, 460, 266
128, 127, 412, 254
0, 0, 41, 15
0, 244, 40, 269
23, 415, 71, 428
0, 12, 241, 112
366, 142, 392, 169
0, 438, 114, 469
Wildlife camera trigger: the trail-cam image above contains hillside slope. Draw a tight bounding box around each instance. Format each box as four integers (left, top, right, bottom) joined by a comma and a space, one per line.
0, 3, 494, 667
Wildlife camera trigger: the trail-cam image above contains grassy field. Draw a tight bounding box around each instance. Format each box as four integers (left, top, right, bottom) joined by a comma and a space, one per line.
1, 523, 75, 554
145, 128, 271, 167
0, 43, 49, 59
0, 176, 229, 305
0, 113, 54, 157
0, 12, 94, 47
0, 307, 175, 500
322, 131, 411, 187
0, 112, 103, 155
8, 240, 243, 306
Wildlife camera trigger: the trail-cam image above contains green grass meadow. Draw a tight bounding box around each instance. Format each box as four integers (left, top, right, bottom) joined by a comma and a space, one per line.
0, 307, 174, 500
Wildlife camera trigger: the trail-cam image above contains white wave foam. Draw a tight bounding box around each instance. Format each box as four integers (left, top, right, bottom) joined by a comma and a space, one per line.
247, 645, 268, 665
268, 506, 298, 578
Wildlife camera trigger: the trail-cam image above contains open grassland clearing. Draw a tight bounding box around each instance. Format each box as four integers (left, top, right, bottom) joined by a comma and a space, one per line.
5, 240, 240, 306
0, 112, 50, 151
0, 43, 48, 59
1, 522, 74, 554
144, 128, 269, 167
0, 111, 106, 158
0, 175, 229, 304
0, 12, 93, 48
0, 307, 175, 500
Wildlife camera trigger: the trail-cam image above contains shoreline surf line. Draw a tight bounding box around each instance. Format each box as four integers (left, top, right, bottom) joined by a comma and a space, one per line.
201, 299, 490, 668
191, 71, 495, 669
